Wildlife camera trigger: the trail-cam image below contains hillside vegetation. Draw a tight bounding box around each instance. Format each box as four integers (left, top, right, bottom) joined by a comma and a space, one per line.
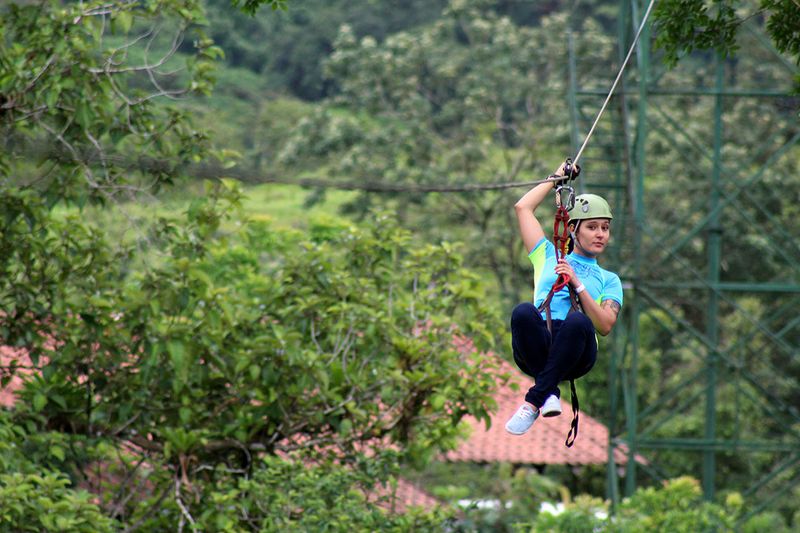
1, 0, 799, 530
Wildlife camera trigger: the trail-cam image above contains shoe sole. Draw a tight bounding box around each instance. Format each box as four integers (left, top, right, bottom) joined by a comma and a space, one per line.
541, 399, 562, 417
505, 426, 530, 435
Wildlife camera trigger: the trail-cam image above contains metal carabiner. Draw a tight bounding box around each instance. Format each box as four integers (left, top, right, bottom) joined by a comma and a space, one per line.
555, 184, 575, 211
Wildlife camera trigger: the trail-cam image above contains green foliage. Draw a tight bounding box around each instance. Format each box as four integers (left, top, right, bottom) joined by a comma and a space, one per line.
194, 454, 453, 531
653, 0, 740, 66
762, 0, 800, 63
742, 510, 793, 533
654, 0, 800, 86
0, 0, 220, 204
609, 476, 738, 532
0, 472, 116, 532
464, 464, 566, 533
0, 186, 122, 356
0, 412, 115, 532
1, 179, 501, 527
202, 0, 616, 101
232, 0, 289, 17
186, 95, 318, 176
410, 461, 568, 533
528, 477, 740, 532
529, 494, 607, 533
205, 0, 448, 99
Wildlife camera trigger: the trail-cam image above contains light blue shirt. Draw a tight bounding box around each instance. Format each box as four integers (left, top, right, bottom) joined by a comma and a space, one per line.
528, 238, 623, 320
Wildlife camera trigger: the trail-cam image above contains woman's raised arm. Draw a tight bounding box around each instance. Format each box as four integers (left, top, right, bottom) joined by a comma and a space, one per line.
514, 165, 565, 252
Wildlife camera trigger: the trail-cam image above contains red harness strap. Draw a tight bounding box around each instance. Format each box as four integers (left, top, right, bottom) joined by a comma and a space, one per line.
538, 201, 578, 332
536, 188, 582, 448
552, 204, 572, 291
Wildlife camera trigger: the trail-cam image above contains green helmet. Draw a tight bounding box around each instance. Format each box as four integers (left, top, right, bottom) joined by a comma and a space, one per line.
569, 193, 613, 221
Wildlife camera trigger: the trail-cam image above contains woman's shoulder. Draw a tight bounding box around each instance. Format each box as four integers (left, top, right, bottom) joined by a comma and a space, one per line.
598, 264, 622, 283
528, 237, 553, 255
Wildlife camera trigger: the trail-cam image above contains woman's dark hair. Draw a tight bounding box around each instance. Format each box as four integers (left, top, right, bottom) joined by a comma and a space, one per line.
567, 220, 581, 254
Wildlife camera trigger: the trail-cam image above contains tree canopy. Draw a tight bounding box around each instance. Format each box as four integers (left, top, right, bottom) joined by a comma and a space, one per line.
653, 0, 800, 85
1, 0, 502, 527
1, 0, 799, 529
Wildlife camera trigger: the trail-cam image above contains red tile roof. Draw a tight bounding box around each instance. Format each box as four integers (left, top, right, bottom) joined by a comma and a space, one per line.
380, 477, 442, 513
445, 355, 632, 466
0, 346, 31, 407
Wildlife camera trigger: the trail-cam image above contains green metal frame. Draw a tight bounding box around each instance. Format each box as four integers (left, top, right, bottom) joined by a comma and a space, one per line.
568, 0, 800, 521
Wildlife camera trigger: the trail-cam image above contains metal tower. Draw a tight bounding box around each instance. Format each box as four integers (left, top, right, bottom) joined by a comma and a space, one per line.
568, 0, 800, 524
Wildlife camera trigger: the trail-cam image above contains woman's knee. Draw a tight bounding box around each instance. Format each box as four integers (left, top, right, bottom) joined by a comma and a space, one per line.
511, 302, 539, 328
563, 311, 594, 333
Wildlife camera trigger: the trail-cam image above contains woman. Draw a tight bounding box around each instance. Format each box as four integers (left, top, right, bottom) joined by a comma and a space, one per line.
505, 164, 623, 436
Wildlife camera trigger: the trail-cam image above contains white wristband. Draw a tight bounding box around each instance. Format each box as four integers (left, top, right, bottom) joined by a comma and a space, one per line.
574, 283, 586, 294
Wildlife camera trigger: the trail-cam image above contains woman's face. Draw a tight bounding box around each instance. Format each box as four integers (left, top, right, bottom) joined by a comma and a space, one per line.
575, 218, 611, 255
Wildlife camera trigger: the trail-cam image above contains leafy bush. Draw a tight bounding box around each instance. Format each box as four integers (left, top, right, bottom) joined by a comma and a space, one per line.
196, 454, 454, 531
524, 494, 606, 533
0, 472, 116, 532
526, 477, 740, 533
2, 180, 502, 528
609, 476, 738, 532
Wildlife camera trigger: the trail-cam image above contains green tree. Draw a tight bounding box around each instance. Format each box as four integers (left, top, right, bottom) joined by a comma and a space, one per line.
529, 476, 739, 532
0, 411, 116, 531
0, 472, 116, 532
0, 0, 222, 205
653, 0, 800, 85
0, 0, 500, 528
205, 0, 449, 100
1, 179, 502, 527
194, 454, 454, 531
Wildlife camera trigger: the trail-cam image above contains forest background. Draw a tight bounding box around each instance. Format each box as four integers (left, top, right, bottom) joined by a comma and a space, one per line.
1, 0, 799, 531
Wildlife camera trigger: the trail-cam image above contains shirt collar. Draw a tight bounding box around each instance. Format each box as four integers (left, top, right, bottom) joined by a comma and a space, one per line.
568, 251, 597, 265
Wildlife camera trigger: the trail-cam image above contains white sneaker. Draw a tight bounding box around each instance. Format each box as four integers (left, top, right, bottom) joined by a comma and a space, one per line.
541, 394, 562, 418
505, 403, 539, 435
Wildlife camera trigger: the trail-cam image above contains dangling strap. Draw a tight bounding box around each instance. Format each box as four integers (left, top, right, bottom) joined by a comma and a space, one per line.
537, 283, 581, 332
565, 379, 580, 447
537, 285, 583, 448
537, 286, 556, 333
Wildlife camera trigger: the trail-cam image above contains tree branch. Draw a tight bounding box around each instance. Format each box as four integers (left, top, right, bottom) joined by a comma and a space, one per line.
174, 476, 196, 532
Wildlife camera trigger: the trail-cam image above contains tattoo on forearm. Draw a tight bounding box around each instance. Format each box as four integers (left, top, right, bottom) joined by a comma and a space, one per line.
602, 300, 621, 317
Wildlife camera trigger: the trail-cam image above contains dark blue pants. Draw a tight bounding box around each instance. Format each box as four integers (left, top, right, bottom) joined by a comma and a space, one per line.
510, 302, 597, 408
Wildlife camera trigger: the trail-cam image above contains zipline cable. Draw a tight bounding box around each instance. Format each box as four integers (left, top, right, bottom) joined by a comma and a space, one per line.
247, 173, 565, 193
571, 0, 658, 168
